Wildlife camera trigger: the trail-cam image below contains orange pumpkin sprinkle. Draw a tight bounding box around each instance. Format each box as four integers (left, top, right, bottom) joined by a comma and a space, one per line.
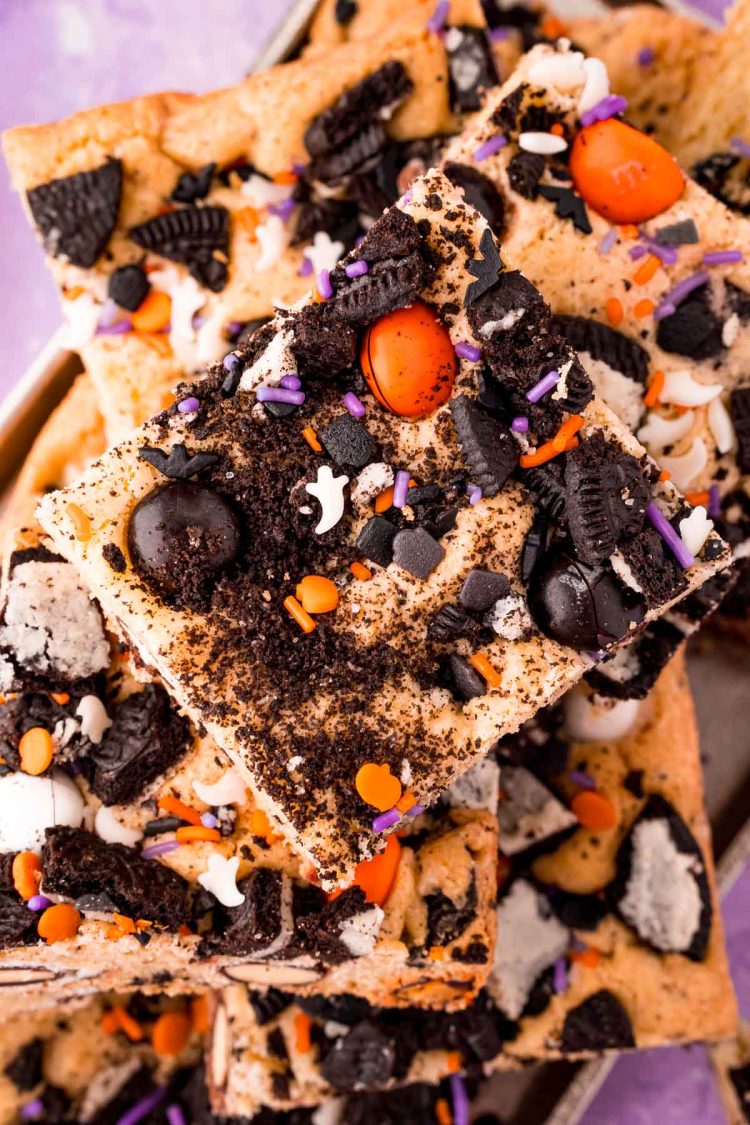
158, 795, 202, 826
571, 790, 619, 832
296, 575, 339, 614
284, 595, 317, 634
19, 727, 54, 776
12, 852, 41, 901
355, 762, 402, 811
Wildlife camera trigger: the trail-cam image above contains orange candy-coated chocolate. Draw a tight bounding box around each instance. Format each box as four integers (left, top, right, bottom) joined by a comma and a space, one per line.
361, 301, 457, 418
38, 903, 81, 944
151, 1010, 192, 1057
571, 790, 619, 832
570, 119, 684, 224
352, 834, 401, 906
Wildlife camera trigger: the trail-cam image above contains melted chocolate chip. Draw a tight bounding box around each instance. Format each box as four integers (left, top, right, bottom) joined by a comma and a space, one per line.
108, 264, 150, 312
528, 543, 646, 650
127, 480, 241, 601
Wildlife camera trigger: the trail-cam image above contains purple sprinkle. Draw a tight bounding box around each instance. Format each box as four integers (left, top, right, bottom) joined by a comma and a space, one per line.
580, 94, 628, 128
21, 1099, 44, 1121
256, 386, 306, 406
27, 895, 52, 912
489, 25, 511, 41
703, 249, 744, 266
569, 769, 596, 790
407, 803, 424, 818
511, 416, 529, 433
317, 269, 333, 300
553, 957, 568, 993
468, 485, 482, 506
392, 470, 410, 509
654, 271, 710, 319
598, 228, 618, 256
709, 483, 722, 519
526, 369, 560, 403
177, 396, 200, 414
279, 374, 302, 390
646, 502, 695, 569
116, 1087, 166, 1125
637, 46, 655, 67
269, 197, 296, 222
95, 319, 131, 335
399, 189, 413, 207
191, 314, 206, 330
292, 161, 308, 175
298, 256, 314, 278
141, 840, 181, 860
200, 812, 219, 829
166, 1107, 186, 1125
637, 229, 678, 266
629, 244, 648, 261
730, 137, 750, 158
227, 320, 244, 336
427, 0, 449, 34
223, 352, 240, 373
345, 260, 369, 278
342, 391, 366, 418
372, 808, 401, 832
473, 133, 508, 162
450, 1074, 470, 1125
455, 340, 482, 362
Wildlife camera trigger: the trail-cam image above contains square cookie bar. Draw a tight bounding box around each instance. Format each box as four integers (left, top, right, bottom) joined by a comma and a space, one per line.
208, 656, 736, 1117
37, 169, 730, 887
3, 4, 498, 440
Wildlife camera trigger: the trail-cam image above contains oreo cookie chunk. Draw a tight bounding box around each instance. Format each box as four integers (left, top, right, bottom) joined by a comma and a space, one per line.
550, 316, 649, 430
295, 886, 383, 963
466, 268, 550, 359
585, 619, 683, 701
490, 337, 593, 440
616, 525, 687, 610
496, 764, 576, 855
4, 1038, 44, 1091
331, 246, 431, 326
489, 879, 569, 1020
27, 157, 122, 268
424, 877, 478, 949
564, 435, 650, 567
319, 1020, 396, 1092
87, 683, 192, 806
730, 388, 750, 473
203, 867, 293, 958
609, 795, 712, 960
445, 26, 499, 114
559, 990, 635, 1053
692, 151, 750, 215
42, 826, 191, 928
655, 284, 725, 360
449, 394, 518, 497
444, 162, 506, 236
129, 205, 229, 291
0, 893, 37, 949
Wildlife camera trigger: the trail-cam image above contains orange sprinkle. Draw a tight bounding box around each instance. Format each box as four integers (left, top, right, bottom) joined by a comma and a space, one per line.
569, 946, 601, 969
50, 692, 70, 705
191, 994, 210, 1035
250, 808, 279, 843
273, 170, 298, 185
66, 502, 91, 542
633, 298, 655, 319
64, 285, 84, 300
37, 903, 81, 944
643, 369, 664, 407
284, 595, 317, 634
571, 790, 619, 832
552, 413, 585, 452
686, 490, 711, 506
355, 762, 402, 811
350, 561, 372, 581
234, 206, 259, 234
396, 791, 417, 814
175, 826, 221, 843
350, 834, 401, 906
18, 727, 54, 776
101, 1010, 120, 1035
469, 653, 502, 689
428, 945, 445, 961
12, 852, 41, 901
112, 913, 137, 935
296, 575, 339, 614
520, 433, 580, 469
375, 486, 396, 513
131, 290, 172, 333
550, 122, 565, 137
436, 1097, 453, 1125
158, 795, 202, 826
633, 254, 660, 285
446, 1051, 462, 1074
301, 425, 322, 453
658, 470, 671, 482
619, 224, 639, 239
294, 1010, 313, 1054
114, 1006, 145, 1042
178, 923, 193, 938
151, 1010, 192, 1057
605, 297, 623, 326
541, 13, 567, 37
105, 924, 124, 942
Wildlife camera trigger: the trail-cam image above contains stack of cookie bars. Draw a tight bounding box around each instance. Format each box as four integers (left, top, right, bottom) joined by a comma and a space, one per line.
1, 0, 749, 1120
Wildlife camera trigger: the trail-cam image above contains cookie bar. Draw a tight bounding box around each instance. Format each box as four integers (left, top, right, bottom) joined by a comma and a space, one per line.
0, 991, 208, 1125
3, 5, 499, 441
209, 655, 736, 1117
712, 1021, 750, 1124
36, 166, 730, 887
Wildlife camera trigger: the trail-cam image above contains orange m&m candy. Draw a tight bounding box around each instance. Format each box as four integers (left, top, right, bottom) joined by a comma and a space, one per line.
570, 119, 684, 224
361, 301, 457, 418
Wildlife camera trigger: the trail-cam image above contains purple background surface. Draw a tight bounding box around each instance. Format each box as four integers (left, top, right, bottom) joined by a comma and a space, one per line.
0, 2, 743, 1122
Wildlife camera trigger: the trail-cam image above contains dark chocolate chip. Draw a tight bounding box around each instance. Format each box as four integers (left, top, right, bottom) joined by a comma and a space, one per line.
320, 413, 376, 469
560, 990, 635, 1052
507, 151, 545, 199
550, 315, 649, 385
446, 26, 499, 113
444, 162, 506, 236
528, 542, 646, 650
565, 435, 650, 566
127, 480, 241, 600
319, 1021, 396, 1092
445, 653, 486, 701
4, 1038, 43, 1091
129, 205, 229, 291
27, 157, 122, 268
138, 443, 218, 480
392, 527, 445, 579
334, 0, 357, 24
459, 569, 511, 613
655, 285, 725, 359
538, 185, 592, 234
449, 394, 518, 497
42, 826, 191, 928
730, 387, 750, 473
88, 683, 192, 806
171, 162, 216, 204
465, 227, 504, 306
654, 219, 699, 246
355, 516, 397, 567
107, 264, 150, 312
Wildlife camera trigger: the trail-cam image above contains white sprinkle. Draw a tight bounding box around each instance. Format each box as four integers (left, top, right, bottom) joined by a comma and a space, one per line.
286, 756, 304, 772
660, 437, 708, 490
193, 767, 248, 807
528, 51, 586, 92
94, 804, 143, 847
306, 465, 349, 535
518, 132, 568, 155
578, 57, 610, 115
305, 231, 345, 274
240, 175, 290, 209
679, 506, 714, 557
350, 463, 395, 508
723, 312, 740, 347
708, 396, 735, 455
76, 695, 112, 744
255, 215, 290, 273
198, 853, 245, 907
659, 369, 722, 407
0, 771, 84, 853
636, 409, 695, 453
565, 691, 640, 742
338, 905, 384, 956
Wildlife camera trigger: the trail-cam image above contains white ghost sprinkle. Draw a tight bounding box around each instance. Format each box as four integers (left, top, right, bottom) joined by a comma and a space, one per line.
198, 853, 245, 907
306, 465, 349, 534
